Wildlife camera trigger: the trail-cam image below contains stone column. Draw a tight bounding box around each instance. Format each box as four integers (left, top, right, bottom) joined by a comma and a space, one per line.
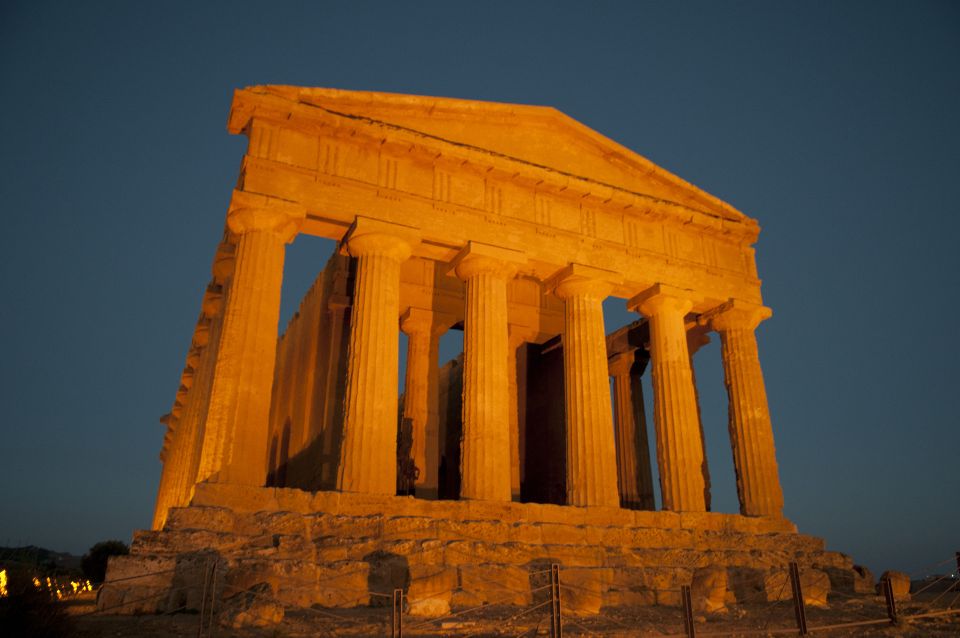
198, 191, 304, 486
551, 264, 621, 508
452, 242, 525, 502
609, 351, 656, 510
628, 284, 706, 512
400, 308, 444, 498
705, 300, 784, 517
337, 217, 420, 494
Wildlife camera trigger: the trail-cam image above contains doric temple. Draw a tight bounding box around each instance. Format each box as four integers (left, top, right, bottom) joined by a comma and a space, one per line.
102, 87, 866, 616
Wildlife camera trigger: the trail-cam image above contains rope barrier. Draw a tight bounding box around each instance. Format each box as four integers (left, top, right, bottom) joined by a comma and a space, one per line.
912, 570, 956, 596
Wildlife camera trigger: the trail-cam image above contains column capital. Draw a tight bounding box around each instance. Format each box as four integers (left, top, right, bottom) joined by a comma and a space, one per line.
702, 299, 772, 332
400, 307, 434, 335
201, 284, 223, 318
212, 242, 236, 281
608, 351, 635, 377
226, 190, 306, 243
627, 283, 700, 317
686, 324, 712, 356
508, 323, 539, 347
344, 216, 421, 261
547, 263, 621, 300
450, 241, 526, 281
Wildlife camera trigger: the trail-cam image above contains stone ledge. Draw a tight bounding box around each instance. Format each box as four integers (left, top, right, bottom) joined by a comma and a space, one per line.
191, 482, 797, 534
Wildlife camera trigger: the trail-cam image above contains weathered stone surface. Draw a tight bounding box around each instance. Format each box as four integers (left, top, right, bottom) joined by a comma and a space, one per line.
218, 582, 284, 629
456, 565, 531, 607
764, 568, 830, 607
559, 568, 611, 616
691, 566, 728, 614
880, 570, 911, 600
407, 566, 458, 617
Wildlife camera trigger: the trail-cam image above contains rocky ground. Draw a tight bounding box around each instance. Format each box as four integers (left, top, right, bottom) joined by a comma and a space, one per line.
66, 591, 960, 637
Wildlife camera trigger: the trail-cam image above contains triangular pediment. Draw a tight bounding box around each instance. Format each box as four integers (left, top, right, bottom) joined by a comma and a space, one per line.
239, 86, 746, 222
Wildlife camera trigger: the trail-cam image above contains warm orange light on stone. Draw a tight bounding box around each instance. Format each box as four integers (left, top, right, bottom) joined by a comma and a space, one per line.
338, 217, 420, 495
453, 242, 525, 502
629, 284, 706, 513
704, 299, 784, 517
549, 264, 621, 507
131, 87, 818, 616
197, 191, 305, 488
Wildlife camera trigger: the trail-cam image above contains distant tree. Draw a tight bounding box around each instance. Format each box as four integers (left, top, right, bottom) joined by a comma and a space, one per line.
81, 540, 129, 584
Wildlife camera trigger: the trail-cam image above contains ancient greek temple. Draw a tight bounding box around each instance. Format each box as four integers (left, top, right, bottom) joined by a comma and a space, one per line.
103, 87, 861, 616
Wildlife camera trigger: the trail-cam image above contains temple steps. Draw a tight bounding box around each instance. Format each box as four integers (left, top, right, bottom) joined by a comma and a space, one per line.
101, 485, 857, 615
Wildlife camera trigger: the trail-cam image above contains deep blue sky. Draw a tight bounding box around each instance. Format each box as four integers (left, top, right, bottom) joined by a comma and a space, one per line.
1, 2, 957, 578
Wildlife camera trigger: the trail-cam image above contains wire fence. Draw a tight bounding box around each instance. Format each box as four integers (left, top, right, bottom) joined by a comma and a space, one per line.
72, 549, 960, 637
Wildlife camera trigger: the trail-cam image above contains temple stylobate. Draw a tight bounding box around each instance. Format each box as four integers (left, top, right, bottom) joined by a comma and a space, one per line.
152, 86, 784, 529
98, 87, 874, 619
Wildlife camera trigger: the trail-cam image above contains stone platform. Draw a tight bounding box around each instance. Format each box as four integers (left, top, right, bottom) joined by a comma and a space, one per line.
100, 483, 865, 616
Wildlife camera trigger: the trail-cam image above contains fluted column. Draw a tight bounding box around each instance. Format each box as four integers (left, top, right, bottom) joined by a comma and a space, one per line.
551, 264, 621, 507
197, 191, 304, 486
452, 242, 525, 502
400, 308, 444, 498
628, 284, 706, 512
338, 218, 420, 494
609, 352, 655, 510
705, 300, 784, 517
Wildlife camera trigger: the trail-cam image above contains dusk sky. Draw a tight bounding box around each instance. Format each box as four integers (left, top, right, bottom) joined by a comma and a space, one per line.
1, 1, 958, 579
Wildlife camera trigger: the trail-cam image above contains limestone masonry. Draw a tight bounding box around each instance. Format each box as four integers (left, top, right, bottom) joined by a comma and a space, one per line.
102, 86, 864, 615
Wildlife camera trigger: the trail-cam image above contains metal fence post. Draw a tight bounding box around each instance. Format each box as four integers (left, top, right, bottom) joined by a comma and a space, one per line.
955, 551, 960, 591
392, 588, 403, 638
788, 562, 808, 635
882, 576, 898, 624
197, 557, 211, 638
681, 584, 696, 638
550, 563, 563, 638
206, 559, 219, 638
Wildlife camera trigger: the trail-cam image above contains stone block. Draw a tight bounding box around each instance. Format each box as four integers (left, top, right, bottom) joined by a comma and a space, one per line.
465, 499, 527, 524
437, 519, 508, 543
224, 558, 317, 608
314, 561, 370, 607
633, 510, 680, 529
457, 565, 531, 606
541, 543, 605, 566
728, 567, 766, 604
104, 554, 177, 586
559, 567, 611, 615
528, 502, 587, 526
506, 522, 543, 545
407, 566, 458, 617
879, 570, 911, 600
539, 523, 587, 545
252, 510, 310, 537
624, 527, 693, 549
691, 566, 728, 614
383, 516, 440, 540
853, 565, 875, 594
582, 506, 634, 527
272, 487, 315, 513
603, 588, 656, 607
164, 506, 236, 532
218, 582, 284, 629
764, 568, 830, 607
310, 513, 382, 539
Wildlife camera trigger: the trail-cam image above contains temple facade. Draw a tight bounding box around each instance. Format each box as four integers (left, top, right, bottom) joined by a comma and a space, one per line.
99, 87, 869, 618
153, 85, 784, 528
